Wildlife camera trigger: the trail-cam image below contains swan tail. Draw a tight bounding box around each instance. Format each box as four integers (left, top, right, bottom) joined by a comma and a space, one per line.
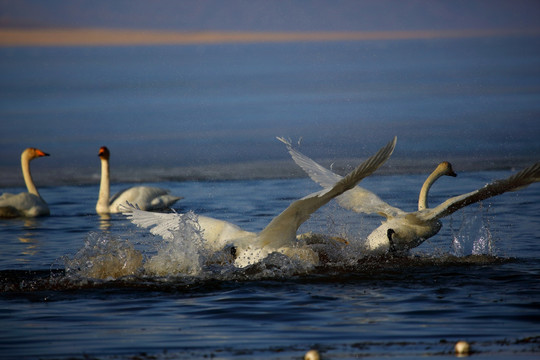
150, 195, 183, 209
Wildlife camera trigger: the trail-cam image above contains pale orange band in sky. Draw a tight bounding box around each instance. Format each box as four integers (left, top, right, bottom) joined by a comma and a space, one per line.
0, 28, 539, 47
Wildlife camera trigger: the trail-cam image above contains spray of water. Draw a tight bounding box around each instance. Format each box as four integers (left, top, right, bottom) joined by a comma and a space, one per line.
451, 204, 494, 257
63, 232, 143, 280
143, 211, 208, 276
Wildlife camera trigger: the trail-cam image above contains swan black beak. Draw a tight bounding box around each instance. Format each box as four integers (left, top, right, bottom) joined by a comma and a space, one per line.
387, 229, 397, 255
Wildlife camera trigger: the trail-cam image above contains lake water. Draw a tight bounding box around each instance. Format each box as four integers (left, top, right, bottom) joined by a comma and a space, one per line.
0, 35, 540, 359
1, 36, 539, 185
1, 171, 539, 359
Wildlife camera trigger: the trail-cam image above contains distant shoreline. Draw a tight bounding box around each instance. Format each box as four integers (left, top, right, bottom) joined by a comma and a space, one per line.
1, 27, 540, 47
0, 156, 535, 188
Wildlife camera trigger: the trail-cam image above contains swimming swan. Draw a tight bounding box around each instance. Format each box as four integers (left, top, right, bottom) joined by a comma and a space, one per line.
122, 137, 397, 267
96, 146, 182, 214
279, 138, 540, 254
0, 147, 50, 218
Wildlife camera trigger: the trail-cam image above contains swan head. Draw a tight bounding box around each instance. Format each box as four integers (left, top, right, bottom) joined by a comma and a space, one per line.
387, 229, 397, 254
23, 147, 49, 161
436, 161, 457, 178
98, 146, 110, 160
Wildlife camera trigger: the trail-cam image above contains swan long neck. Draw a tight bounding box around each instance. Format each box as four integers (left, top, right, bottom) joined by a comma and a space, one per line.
418, 167, 445, 211
96, 157, 111, 212
21, 151, 40, 197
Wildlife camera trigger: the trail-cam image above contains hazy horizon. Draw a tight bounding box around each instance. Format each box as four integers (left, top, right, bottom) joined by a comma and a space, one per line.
1, 0, 539, 32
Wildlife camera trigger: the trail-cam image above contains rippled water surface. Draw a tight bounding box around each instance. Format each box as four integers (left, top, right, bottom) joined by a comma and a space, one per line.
1, 171, 539, 359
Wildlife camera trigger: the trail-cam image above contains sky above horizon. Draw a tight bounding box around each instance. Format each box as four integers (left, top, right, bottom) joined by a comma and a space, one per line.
1, 0, 539, 32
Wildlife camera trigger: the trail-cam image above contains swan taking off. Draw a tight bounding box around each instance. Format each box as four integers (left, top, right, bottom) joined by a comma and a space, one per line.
279, 138, 540, 254
0, 148, 50, 218
96, 146, 182, 214
123, 137, 397, 268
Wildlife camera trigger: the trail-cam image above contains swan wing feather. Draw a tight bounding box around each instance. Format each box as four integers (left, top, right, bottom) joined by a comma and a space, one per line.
110, 186, 180, 211
259, 137, 396, 248
276, 137, 343, 188
419, 162, 540, 221
122, 202, 254, 251
121, 203, 180, 240
277, 136, 402, 218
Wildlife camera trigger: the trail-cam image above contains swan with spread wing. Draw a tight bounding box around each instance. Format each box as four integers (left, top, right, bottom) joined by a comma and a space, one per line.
0, 148, 50, 218
96, 146, 182, 214
123, 137, 397, 267
279, 137, 540, 255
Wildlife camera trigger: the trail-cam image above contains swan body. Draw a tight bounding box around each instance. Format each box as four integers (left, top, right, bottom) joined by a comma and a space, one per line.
0, 148, 50, 218
365, 161, 456, 253
280, 138, 540, 255
96, 146, 182, 214
123, 137, 397, 268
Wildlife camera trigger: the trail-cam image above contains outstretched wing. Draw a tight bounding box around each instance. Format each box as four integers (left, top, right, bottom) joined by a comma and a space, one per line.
277, 137, 403, 218
122, 202, 255, 250
259, 137, 397, 248
420, 162, 540, 221
121, 203, 181, 240
276, 137, 343, 188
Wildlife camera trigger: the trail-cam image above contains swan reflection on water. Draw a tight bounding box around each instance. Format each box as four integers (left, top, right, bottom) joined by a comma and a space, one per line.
17, 218, 42, 261
98, 213, 112, 232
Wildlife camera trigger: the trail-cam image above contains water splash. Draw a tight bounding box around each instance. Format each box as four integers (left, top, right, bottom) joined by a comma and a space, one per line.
451, 205, 494, 257
62, 204, 501, 282
63, 232, 143, 280
143, 211, 209, 277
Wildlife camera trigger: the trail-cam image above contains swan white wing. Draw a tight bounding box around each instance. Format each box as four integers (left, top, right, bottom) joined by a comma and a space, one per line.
419, 162, 540, 221
277, 137, 343, 188
122, 203, 255, 250
259, 137, 396, 249
277, 137, 402, 218
335, 187, 405, 218
122, 203, 181, 240
110, 186, 181, 212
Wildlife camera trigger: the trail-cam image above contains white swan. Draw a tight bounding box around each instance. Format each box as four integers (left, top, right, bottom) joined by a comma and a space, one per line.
96, 146, 182, 214
0, 148, 50, 218
279, 138, 540, 255
123, 137, 397, 267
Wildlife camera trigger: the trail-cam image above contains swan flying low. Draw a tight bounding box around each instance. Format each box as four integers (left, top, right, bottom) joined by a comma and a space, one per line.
123, 137, 397, 268
96, 146, 182, 214
0, 148, 50, 218
279, 138, 540, 255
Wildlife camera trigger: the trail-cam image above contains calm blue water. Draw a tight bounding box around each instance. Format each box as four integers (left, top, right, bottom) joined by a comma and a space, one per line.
1, 37, 540, 185
1, 36, 540, 359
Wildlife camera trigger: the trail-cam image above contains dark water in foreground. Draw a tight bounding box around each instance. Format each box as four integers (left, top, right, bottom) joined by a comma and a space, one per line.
1, 169, 539, 359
